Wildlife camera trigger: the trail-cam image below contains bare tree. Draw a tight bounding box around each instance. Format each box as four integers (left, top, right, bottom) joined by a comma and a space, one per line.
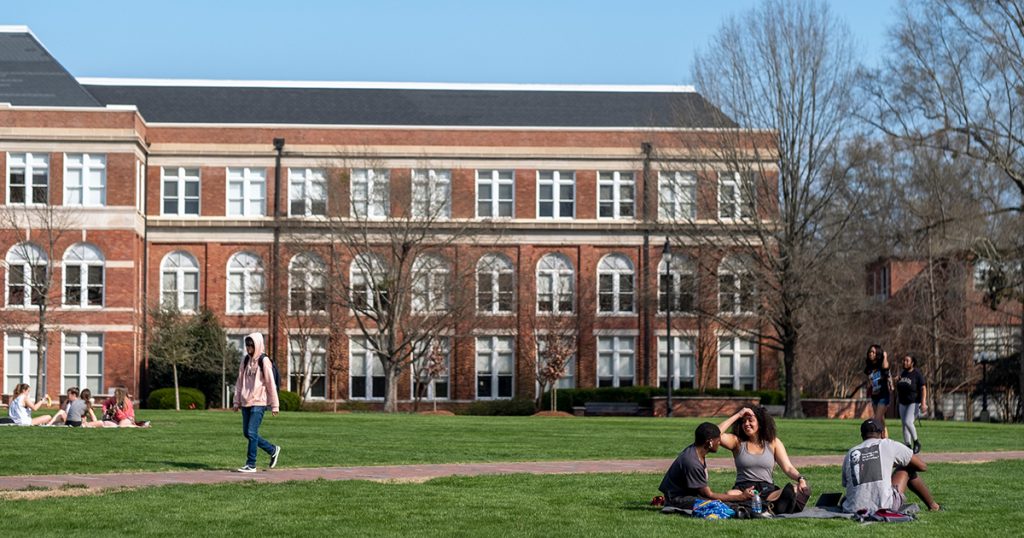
411, 337, 450, 412
677, 0, 859, 416
276, 247, 331, 404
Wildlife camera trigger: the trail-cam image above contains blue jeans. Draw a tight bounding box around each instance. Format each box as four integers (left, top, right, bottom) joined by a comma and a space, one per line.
241, 406, 275, 467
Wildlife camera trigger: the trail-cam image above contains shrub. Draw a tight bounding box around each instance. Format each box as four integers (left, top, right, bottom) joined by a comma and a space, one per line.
460, 398, 537, 416
278, 391, 301, 412
146, 387, 206, 410
542, 387, 784, 412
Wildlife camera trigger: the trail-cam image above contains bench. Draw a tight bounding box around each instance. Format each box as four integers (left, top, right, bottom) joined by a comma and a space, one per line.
582, 401, 642, 417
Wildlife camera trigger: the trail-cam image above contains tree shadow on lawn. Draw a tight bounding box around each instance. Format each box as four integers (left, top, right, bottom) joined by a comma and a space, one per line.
621, 500, 662, 512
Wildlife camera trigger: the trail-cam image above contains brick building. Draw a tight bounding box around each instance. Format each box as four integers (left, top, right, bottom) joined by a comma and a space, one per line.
0, 27, 778, 407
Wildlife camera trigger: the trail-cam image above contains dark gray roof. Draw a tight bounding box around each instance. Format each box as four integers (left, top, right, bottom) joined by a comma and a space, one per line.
0, 30, 99, 107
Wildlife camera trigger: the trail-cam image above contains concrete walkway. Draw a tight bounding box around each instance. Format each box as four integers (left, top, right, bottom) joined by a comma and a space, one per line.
1, 451, 1022, 492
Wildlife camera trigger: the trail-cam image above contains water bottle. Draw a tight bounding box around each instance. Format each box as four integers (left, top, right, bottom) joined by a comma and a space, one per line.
751, 490, 763, 515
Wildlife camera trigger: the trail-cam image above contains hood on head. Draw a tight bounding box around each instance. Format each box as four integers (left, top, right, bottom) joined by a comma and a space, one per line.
246, 332, 265, 359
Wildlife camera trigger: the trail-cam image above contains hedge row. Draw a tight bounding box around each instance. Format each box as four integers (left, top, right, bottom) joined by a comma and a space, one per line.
541, 387, 785, 413
146, 387, 206, 410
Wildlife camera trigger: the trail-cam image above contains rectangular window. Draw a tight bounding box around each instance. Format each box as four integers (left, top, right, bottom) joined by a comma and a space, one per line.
4, 333, 42, 393
413, 338, 450, 400
227, 167, 266, 216
658, 336, 696, 389
161, 167, 200, 216
659, 172, 696, 220
476, 170, 514, 218
476, 336, 514, 399
6, 152, 49, 205
536, 338, 575, 391
350, 336, 385, 399
719, 336, 756, 390
412, 169, 451, 219
62, 332, 103, 393
288, 335, 326, 399
973, 326, 1020, 362
351, 168, 390, 219
598, 171, 635, 219
537, 170, 575, 218
289, 168, 327, 217
719, 171, 756, 220
597, 336, 635, 387
659, 272, 696, 313
64, 153, 106, 206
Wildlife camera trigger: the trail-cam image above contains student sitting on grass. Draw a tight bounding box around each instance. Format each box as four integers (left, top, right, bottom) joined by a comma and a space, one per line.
717, 406, 810, 509
45, 387, 95, 427
84, 388, 145, 428
659, 422, 754, 510
842, 419, 940, 513
6, 384, 52, 426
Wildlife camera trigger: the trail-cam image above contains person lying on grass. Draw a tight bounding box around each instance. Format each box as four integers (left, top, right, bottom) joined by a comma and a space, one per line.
717, 406, 810, 508
843, 419, 940, 513
659, 422, 754, 510
45, 386, 96, 427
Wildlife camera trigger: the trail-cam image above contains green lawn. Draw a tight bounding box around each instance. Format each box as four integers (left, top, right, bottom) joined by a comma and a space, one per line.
1, 461, 1021, 536
1, 411, 1021, 476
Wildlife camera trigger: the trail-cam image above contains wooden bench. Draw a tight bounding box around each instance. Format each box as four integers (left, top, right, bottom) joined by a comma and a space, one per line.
582, 401, 642, 417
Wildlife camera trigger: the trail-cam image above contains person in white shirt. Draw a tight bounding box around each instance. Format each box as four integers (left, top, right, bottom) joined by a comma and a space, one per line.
7, 383, 52, 426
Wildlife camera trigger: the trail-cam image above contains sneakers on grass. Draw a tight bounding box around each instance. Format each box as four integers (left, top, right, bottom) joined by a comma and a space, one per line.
269, 445, 281, 469
235, 465, 257, 473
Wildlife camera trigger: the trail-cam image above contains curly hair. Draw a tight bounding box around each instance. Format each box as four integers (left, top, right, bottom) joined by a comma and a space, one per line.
731, 406, 776, 444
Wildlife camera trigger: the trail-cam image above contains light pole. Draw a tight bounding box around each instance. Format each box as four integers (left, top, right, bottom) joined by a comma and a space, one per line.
663, 238, 673, 417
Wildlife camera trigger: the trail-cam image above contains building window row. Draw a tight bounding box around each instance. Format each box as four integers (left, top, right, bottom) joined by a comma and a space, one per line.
5, 243, 106, 308
4, 332, 104, 394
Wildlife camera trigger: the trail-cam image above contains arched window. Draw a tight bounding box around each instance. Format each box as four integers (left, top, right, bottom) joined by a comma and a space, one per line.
536, 254, 574, 313
476, 254, 514, 313
597, 254, 634, 314
160, 251, 199, 311
411, 254, 449, 313
659, 253, 697, 313
289, 253, 326, 313
6, 243, 47, 307
718, 255, 756, 314
227, 252, 264, 313
63, 243, 104, 307
350, 254, 387, 310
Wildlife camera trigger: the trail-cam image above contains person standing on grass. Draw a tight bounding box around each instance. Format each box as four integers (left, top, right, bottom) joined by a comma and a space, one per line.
659, 422, 754, 510
842, 419, 939, 513
895, 354, 927, 454
232, 333, 280, 473
864, 345, 892, 438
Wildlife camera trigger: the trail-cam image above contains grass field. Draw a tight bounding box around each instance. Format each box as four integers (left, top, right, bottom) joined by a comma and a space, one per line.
1, 410, 1022, 476
0, 461, 1021, 536
0, 409, 1019, 475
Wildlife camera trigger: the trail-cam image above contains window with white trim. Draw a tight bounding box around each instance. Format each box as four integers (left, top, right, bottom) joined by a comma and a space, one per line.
719, 336, 756, 389
350, 254, 387, 310
537, 254, 574, 313
413, 337, 450, 400
289, 335, 326, 399
658, 335, 696, 389
227, 167, 266, 216
597, 254, 634, 314
659, 172, 696, 220
412, 254, 449, 313
659, 253, 696, 313
718, 256, 756, 314
718, 171, 755, 220
476, 254, 514, 313
289, 253, 327, 313
537, 170, 575, 218
351, 168, 389, 219
597, 335, 635, 387
350, 336, 385, 399
288, 168, 327, 216
598, 171, 635, 219
6, 152, 49, 205
4, 333, 42, 394
226, 252, 264, 314
476, 169, 514, 218
63, 332, 103, 393
973, 326, 1020, 362
64, 153, 106, 206
161, 167, 200, 216
412, 169, 451, 219
160, 251, 199, 311
63, 243, 104, 307
536, 337, 575, 391
6, 243, 47, 307
476, 335, 514, 399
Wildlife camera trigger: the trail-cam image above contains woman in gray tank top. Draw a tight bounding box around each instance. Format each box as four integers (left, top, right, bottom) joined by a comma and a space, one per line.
718, 406, 810, 503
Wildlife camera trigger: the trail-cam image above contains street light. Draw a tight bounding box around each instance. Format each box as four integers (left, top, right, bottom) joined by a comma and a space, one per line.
663, 237, 673, 418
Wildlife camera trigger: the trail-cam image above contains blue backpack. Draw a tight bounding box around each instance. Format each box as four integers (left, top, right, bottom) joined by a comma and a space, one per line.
246, 353, 281, 389
693, 499, 736, 520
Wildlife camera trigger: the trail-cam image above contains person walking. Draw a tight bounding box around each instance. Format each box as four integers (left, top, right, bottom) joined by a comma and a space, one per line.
232, 333, 281, 473
895, 354, 927, 454
863, 345, 892, 438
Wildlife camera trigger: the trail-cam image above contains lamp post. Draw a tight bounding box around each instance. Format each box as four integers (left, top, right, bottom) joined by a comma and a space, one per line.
663, 238, 673, 417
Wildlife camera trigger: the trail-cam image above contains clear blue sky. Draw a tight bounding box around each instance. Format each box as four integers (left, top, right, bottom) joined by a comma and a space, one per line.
3, 0, 896, 84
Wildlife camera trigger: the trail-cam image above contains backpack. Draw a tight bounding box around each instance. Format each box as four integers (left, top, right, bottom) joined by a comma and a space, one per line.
692, 499, 736, 520
246, 353, 281, 389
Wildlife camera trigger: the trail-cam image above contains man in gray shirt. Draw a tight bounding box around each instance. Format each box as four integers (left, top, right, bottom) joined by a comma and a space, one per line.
842, 419, 940, 513
659, 422, 753, 510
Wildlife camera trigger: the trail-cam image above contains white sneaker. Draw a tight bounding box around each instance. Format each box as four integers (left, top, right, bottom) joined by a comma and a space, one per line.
269, 446, 281, 469
235, 465, 257, 473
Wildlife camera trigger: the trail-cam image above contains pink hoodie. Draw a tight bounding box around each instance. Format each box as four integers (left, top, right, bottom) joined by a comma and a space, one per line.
233, 332, 280, 412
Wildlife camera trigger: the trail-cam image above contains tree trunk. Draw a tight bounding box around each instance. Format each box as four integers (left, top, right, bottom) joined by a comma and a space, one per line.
783, 329, 804, 418
35, 307, 47, 402
1019, 298, 1024, 422
173, 362, 181, 411
384, 366, 400, 413
551, 385, 558, 412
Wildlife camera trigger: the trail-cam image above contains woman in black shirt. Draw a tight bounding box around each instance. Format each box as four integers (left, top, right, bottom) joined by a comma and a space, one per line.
864, 345, 891, 438
896, 354, 927, 453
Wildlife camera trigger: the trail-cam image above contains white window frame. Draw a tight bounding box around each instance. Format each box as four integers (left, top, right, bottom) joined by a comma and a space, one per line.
476, 254, 515, 314
64, 153, 106, 207
226, 252, 265, 314
411, 169, 451, 219
412, 254, 449, 313
658, 253, 697, 314
351, 168, 390, 219
6, 152, 49, 205
537, 254, 574, 314
62, 243, 105, 308
597, 171, 635, 219
160, 167, 200, 216
61, 332, 103, 393
475, 335, 514, 400
535, 337, 576, 395
4, 332, 43, 394
288, 167, 327, 217
597, 254, 635, 314
658, 171, 697, 221
412, 337, 451, 400
288, 335, 327, 400
537, 170, 575, 219
5, 243, 47, 308
719, 256, 756, 315
349, 336, 385, 400
596, 335, 635, 387
476, 169, 515, 218
226, 167, 266, 217
288, 253, 327, 313
718, 171, 755, 220
350, 254, 387, 310
718, 336, 757, 390
974, 326, 1020, 362
160, 251, 200, 312
658, 335, 696, 389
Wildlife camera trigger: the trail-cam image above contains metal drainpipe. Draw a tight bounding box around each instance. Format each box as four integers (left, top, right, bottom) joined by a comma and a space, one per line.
640, 142, 653, 388
271, 138, 285, 363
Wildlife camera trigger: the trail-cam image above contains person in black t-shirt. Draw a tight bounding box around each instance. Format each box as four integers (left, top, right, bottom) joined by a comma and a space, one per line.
895, 354, 927, 454
864, 345, 891, 438
659, 422, 754, 509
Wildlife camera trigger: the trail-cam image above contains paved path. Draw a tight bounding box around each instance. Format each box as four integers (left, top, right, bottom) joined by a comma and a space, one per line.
1, 451, 1022, 492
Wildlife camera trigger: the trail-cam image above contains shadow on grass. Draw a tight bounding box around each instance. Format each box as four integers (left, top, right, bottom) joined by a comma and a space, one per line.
622, 500, 662, 512
145, 461, 220, 471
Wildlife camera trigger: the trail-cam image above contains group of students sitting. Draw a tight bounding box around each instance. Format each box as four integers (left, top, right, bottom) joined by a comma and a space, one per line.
1, 384, 148, 428
659, 406, 940, 517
